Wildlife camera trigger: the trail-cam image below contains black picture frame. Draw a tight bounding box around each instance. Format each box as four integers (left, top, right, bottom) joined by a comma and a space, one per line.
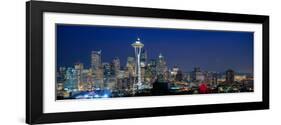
26, 1, 269, 124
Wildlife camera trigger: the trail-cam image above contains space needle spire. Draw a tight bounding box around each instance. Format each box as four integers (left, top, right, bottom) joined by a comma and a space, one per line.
131, 37, 144, 94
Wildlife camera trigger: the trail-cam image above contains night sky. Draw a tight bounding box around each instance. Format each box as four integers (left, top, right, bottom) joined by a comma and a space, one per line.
56, 24, 253, 73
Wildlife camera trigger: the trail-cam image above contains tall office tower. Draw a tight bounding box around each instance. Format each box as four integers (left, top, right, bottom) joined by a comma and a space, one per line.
141, 66, 146, 82
175, 69, 183, 82
102, 62, 111, 89
74, 63, 84, 91
132, 37, 144, 91
126, 56, 135, 77
171, 65, 179, 80
204, 72, 217, 86
140, 49, 147, 82
126, 57, 136, 91
86, 68, 94, 91
211, 72, 218, 86
148, 59, 157, 77
192, 67, 205, 82
140, 49, 148, 67
57, 67, 66, 83
91, 50, 104, 89
103, 62, 112, 77
112, 57, 121, 77
183, 72, 191, 82
56, 67, 66, 99
156, 53, 168, 76
64, 67, 78, 92
91, 50, 102, 70
225, 69, 235, 84
144, 66, 153, 83
204, 72, 212, 83
80, 69, 92, 91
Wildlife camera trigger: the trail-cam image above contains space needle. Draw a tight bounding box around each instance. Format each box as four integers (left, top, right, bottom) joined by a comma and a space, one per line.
132, 37, 144, 93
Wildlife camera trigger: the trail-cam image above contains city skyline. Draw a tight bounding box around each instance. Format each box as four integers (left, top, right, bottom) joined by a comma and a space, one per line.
56, 24, 254, 100
57, 24, 254, 73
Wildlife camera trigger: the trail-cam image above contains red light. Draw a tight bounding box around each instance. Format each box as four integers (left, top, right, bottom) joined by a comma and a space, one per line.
199, 83, 208, 94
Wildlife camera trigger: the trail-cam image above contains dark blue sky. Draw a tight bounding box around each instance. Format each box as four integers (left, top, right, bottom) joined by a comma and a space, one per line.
57, 24, 253, 73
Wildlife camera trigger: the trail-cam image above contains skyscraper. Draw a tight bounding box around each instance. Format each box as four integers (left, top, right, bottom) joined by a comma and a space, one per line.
156, 53, 168, 76
192, 67, 205, 82
82, 69, 93, 91
103, 62, 114, 89
112, 57, 121, 77
225, 69, 235, 84
171, 65, 179, 76
103, 62, 112, 77
140, 49, 147, 67
140, 49, 147, 83
175, 70, 183, 81
91, 50, 102, 71
126, 56, 135, 77
212, 72, 218, 86
74, 63, 84, 91
148, 59, 157, 77
91, 50, 104, 89
64, 67, 78, 92
204, 72, 217, 86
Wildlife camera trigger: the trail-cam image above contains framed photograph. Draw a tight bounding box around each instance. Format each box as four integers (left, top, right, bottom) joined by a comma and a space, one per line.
26, 1, 269, 124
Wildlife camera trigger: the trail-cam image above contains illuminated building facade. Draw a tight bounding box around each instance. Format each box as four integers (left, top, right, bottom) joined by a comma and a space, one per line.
156, 53, 168, 76
74, 63, 84, 91
91, 50, 104, 89
192, 67, 205, 82
112, 57, 121, 77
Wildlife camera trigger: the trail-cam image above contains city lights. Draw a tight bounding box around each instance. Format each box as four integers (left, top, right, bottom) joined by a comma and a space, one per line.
56, 37, 254, 100
56, 25, 254, 100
